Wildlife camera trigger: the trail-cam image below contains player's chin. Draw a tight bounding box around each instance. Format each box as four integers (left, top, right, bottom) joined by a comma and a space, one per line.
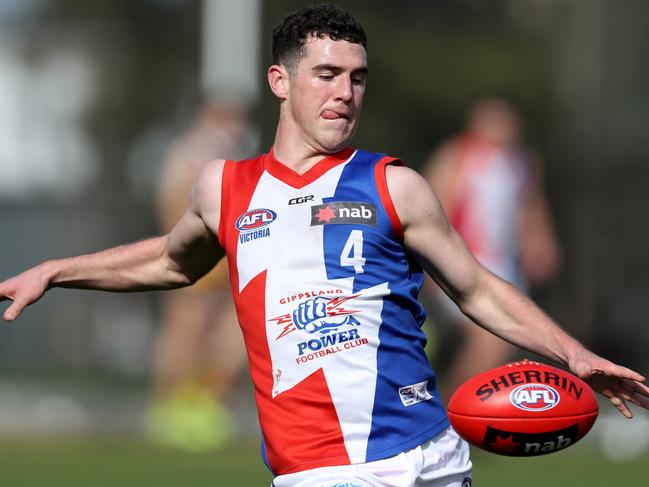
317, 126, 356, 153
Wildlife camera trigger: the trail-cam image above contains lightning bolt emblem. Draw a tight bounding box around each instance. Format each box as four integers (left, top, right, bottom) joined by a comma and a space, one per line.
325, 294, 360, 317
268, 314, 295, 339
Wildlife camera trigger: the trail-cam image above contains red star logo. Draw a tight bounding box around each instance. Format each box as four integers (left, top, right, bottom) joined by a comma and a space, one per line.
488, 434, 520, 454
316, 205, 336, 223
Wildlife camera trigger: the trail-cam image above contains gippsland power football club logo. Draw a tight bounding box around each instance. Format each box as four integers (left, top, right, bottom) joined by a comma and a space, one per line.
509, 384, 560, 411
270, 295, 360, 338
236, 208, 276, 244
269, 294, 369, 364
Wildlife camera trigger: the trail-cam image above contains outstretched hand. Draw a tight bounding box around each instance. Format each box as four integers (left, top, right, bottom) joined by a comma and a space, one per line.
570, 350, 649, 418
0, 265, 51, 322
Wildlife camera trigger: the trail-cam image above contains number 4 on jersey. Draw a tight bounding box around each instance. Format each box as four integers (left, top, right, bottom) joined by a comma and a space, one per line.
340, 230, 366, 274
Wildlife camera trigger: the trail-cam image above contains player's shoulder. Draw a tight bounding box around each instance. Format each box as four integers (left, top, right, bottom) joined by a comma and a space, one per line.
191, 153, 265, 207
385, 163, 447, 230
195, 158, 227, 188
385, 163, 429, 190
188, 158, 227, 212
359, 147, 421, 184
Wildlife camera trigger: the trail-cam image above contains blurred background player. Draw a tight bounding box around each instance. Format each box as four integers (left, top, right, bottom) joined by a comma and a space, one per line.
145, 0, 261, 451
423, 96, 562, 402
146, 98, 254, 451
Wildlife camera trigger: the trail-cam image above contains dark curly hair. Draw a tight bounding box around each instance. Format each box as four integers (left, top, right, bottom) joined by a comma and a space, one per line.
272, 4, 367, 72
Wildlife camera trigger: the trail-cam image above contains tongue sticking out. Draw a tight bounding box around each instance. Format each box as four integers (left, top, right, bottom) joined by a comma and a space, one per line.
322, 110, 343, 120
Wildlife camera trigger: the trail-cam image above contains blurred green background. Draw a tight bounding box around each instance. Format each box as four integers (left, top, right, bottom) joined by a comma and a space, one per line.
1, 0, 648, 485
0, 437, 647, 486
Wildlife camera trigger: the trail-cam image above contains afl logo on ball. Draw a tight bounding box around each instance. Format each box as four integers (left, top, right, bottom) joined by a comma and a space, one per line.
236, 208, 277, 231
510, 384, 560, 412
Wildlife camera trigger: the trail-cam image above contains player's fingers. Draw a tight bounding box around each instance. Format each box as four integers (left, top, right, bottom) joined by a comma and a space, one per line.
0, 284, 12, 302
600, 385, 635, 419
628, 379, 649, 397
606, 394, 633, 419
607, 379, 649, 412
624, 392, 649, 410
632, 392, 649, 409
604, 363, 646, 383
623, 381, 649, 410
3, 300, 25, 322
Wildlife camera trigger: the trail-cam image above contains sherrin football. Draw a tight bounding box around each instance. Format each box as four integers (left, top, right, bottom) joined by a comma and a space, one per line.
447, 360, 599, 456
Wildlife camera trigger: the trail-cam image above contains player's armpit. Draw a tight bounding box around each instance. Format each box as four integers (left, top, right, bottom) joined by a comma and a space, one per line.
163, 158, 227, 285
165, 208, 220, 286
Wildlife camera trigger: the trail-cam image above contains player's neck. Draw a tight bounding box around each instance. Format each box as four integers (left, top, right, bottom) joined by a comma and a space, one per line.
272, 126, 332, 176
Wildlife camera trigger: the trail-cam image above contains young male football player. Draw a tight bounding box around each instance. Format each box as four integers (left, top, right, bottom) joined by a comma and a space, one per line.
2, 5, 648, 487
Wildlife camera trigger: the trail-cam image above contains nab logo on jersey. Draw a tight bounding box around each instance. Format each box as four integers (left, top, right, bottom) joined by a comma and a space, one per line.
236, 208, 277, 231
310, 201, 377, 226
510, 384, 560, 411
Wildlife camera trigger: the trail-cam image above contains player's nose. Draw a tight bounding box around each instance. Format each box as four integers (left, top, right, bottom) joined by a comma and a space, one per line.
334, 76, 353, 103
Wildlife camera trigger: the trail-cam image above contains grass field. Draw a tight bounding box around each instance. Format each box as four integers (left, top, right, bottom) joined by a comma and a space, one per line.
0, 437, 646, 487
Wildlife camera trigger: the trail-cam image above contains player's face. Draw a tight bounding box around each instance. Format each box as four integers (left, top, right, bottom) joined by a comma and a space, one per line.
286, 36, 367, 153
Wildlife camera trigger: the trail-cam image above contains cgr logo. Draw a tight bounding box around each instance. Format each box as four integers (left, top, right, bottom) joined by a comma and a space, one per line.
510, 384, 560, 411
288, 195, 314, 205
235, 208, 277, 231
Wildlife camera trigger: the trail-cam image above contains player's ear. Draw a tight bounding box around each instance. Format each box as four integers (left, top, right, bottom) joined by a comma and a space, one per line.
268, 64, 289, 100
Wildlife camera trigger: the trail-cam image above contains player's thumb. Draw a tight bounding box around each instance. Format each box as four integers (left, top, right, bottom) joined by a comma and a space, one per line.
3, 300, 25, 322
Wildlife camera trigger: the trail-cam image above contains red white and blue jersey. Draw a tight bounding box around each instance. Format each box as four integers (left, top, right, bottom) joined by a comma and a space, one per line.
218, 147, 448, 475
448, 135, 532, 287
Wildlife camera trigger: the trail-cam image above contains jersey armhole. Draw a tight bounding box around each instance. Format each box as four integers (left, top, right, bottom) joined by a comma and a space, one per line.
374, 156, 405, 242
217, 160, 235, 249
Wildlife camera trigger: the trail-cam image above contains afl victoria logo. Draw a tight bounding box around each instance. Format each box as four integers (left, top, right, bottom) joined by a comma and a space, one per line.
510, 384, 560, 411
236, 208, 277, 231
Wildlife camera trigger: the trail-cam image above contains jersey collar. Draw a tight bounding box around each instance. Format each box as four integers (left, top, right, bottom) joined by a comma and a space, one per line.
264, 146, 355, 189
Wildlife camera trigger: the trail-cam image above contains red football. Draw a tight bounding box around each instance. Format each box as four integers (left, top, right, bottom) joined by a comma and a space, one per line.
447, 360, 599, 456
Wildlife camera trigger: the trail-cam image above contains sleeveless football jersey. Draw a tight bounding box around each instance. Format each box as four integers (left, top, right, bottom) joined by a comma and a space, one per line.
218, 147, 449, 475
449, 135, 531, 287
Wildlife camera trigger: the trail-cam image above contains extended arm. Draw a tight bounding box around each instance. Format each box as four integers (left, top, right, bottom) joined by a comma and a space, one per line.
386, 164, 649, 417
0, 159, 226, 322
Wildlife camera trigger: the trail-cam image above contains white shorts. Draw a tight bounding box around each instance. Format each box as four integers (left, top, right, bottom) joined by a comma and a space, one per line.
271, 427, 472, 487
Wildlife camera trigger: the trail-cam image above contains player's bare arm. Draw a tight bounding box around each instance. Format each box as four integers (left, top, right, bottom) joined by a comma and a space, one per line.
0, 159, 226, 323
385, 164, 649, 417
164, 157, 225, 283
